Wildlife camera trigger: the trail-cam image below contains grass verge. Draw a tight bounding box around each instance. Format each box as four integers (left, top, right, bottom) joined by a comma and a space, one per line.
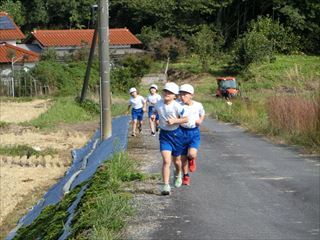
25, 97, 98, 129
179, 54, 320, 153
12, 152, 144, 240
69, 152, 144, 239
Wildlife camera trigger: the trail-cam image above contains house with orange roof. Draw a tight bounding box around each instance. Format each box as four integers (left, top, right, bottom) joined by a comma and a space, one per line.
0, 12, 40, 73
0, 12, 25, 45
1, 12, 41, 96
24, 28, 144, 57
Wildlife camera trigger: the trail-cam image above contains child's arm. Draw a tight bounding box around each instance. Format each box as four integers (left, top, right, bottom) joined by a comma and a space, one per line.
142, 99, 147, 112
195, 114, 205, 126
195, 103, 205, 126
125, 104, 131, 115
167, 116, 188, 125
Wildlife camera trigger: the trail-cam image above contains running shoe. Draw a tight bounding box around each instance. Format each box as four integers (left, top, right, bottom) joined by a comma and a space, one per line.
161, 184, 171, 195
188, 157, 197, 172
151, 131, 156, 136
182, 175, 190, 185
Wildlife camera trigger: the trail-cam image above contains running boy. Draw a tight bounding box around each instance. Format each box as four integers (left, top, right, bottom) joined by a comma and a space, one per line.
179, 84, 205, 185
126, 87, 146, 137
152, 82, 188, 195
146, 84, 161, 136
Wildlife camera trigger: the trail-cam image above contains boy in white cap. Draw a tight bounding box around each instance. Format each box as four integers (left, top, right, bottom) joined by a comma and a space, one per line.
179, 84, 205, 185
151, 82, 188, 195
146, 84, 161, 136
126, 87, 146, 136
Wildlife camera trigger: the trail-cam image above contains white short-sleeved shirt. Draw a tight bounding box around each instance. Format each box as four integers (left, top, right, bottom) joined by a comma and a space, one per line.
154, 99, 185, 131
129, 95, 145, 109
146, 93, 161, 107
180, 100, 205, 128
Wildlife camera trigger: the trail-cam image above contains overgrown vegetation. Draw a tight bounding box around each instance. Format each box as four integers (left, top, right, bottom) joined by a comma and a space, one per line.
13, 152, 144, 240
267, 95, 320, 149
27, 97, 98, 129
177, 54, 320, 153
14, 185, 83, 240
70, 152, 144, 239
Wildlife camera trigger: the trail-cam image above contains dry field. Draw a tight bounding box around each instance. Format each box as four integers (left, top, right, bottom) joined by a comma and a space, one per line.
0, 99, 97, 237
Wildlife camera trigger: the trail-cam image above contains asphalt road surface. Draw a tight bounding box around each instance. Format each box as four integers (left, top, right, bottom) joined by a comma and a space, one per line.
151, 118, 320, 240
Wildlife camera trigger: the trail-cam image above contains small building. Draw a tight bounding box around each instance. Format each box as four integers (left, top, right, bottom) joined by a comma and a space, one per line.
24, 28, 144, 57
0, 12, 39, 77
0, 12, 25, 45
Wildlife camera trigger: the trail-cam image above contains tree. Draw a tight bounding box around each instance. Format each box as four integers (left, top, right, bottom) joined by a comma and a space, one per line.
21, 0, 48, 29
247, 16, 300, 54
232, 30, 273, 70
153, 37, 187, 62
191, 25, 224, 71
136, 26, 162, 50
0, 0, 25, 26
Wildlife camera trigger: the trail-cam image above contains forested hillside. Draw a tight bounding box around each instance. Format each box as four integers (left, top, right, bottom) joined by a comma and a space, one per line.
1, 0, 319, 54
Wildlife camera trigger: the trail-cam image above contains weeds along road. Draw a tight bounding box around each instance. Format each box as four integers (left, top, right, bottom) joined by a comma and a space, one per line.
136, 118, 320, 240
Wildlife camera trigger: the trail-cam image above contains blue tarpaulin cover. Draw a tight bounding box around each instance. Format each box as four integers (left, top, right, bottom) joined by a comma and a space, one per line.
7, 116, 129, 239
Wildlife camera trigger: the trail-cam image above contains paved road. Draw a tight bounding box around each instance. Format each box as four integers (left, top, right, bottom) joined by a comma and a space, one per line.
152, 118, 320, 240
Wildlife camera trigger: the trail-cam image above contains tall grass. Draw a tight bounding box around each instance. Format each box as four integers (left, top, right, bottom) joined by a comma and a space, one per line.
27, 97, 98, 129
70, 152, 144, 239
267, 95, 320, 149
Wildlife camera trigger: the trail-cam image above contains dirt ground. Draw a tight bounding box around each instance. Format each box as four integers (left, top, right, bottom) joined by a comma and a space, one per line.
0, 99, 98, 238
123, 122, 175, 239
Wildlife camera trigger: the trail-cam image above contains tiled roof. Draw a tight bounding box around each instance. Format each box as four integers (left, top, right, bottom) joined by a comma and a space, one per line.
28, 28, 142, 47
0, 43, 39, 63
0, 12, 25, 41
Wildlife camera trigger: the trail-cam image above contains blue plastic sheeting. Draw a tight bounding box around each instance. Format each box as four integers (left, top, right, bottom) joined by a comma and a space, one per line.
7, 116, 129, 240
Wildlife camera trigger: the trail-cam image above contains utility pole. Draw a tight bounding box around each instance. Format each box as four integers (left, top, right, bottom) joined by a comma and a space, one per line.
80, 4, 98, 103
98, 0, 112, 140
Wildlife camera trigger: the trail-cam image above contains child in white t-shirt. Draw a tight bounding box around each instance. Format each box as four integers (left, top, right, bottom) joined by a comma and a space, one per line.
146, 84, 161, 136
152, 82, 188, 195
179, 84, 205, 186
126, 87, 146, 136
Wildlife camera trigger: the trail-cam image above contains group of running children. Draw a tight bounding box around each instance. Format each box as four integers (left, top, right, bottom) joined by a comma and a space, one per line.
127, 82, 205, 195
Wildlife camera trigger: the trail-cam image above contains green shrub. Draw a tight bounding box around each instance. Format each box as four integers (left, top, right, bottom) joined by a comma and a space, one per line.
120, 53, 153, 78
248, 16, 300, 54
232, 30, 273, 71
136, 26, 162, 50
154, 37, 187, 62
190, 25, 224, 71
111, 67, 137, 93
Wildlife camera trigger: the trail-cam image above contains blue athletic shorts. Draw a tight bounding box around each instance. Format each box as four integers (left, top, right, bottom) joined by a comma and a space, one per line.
131, 108, 144, 121
181, 127, 200, 155
148, 106, 159, 120
159, 127, 184, 157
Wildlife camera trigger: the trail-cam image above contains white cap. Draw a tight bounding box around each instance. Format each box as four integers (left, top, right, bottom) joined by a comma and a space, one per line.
179, 84, 194, 94
150, 84, 158, 90
129, 87, 137, 94
163, 82, 179, 95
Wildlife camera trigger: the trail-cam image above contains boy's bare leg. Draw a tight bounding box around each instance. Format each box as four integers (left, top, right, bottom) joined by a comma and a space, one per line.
188, 148, 198, 160
188, 148, 198, 172
173, 155, 182, 175
132, 120, 137, 135
139, 120, 143, 132
181, 155, 188, 175
161, 150, 172, 185
149, 118, 155, 133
